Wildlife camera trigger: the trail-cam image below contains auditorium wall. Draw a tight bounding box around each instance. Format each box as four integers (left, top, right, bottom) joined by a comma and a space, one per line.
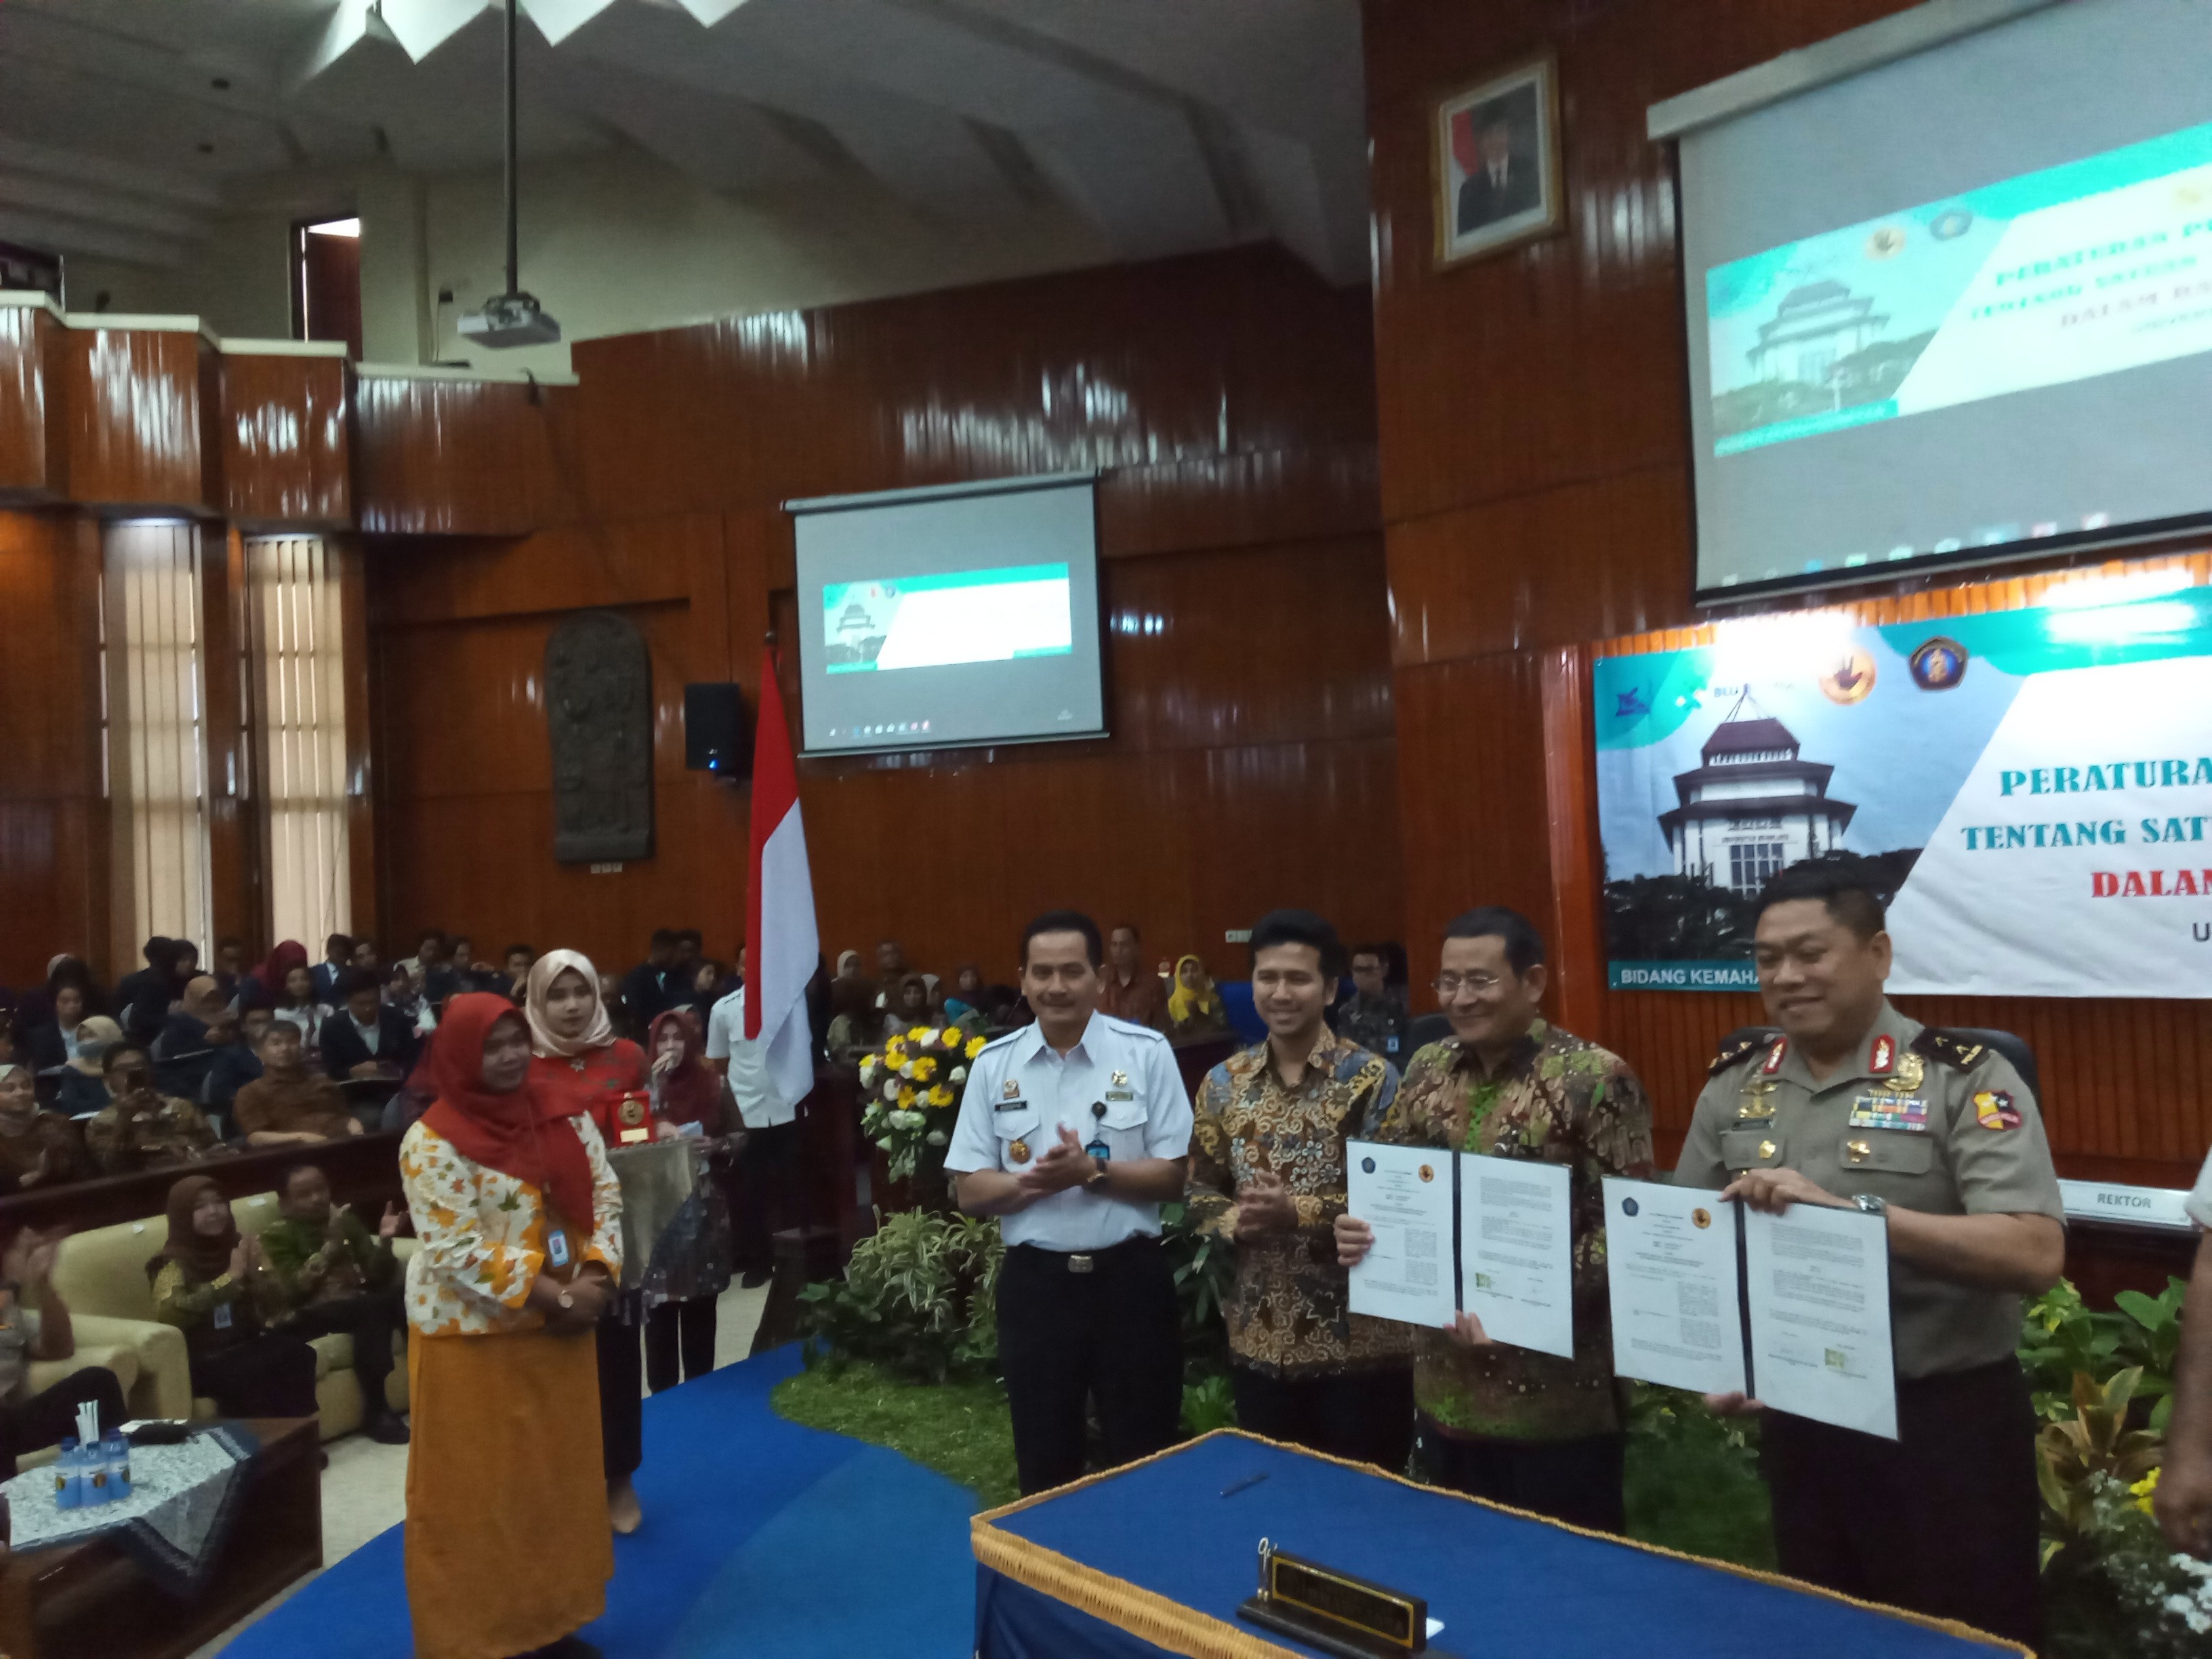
363, 245, 1401, 986
1362, 0, 2211, 1183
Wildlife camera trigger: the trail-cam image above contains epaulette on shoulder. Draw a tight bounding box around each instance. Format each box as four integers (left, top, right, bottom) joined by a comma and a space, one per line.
1706, 1033, 1765, 1078
1910, 1027, 1989, 1071
975, 1028, 1026, 1056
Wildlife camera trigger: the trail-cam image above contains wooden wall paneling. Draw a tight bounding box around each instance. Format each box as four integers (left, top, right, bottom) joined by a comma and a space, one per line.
1539, 644, 1605, 1041
353, 376, 580, 536
0, 304, 63, 501
61, 327, 210, 511
0, 511, 107, 985
221, 354, 351, 527
201, 524, 254, 959
365, 516, 708, 628
1097, 445, 1380, 560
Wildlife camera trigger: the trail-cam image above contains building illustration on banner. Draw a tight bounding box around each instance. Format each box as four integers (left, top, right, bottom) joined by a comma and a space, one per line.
1658, 695, 1857, 895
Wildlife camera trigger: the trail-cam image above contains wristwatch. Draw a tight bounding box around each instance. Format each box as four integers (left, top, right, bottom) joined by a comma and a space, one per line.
555, 1288, 576, 1311
1082, 1157, 1111, 1195
1851, 1193, 1888, 1218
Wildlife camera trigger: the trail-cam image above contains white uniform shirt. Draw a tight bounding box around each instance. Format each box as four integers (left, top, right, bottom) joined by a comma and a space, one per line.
705, 987, 796, 1130
943, 1012, 1192, 1251
2187, 1146, 2212, 1229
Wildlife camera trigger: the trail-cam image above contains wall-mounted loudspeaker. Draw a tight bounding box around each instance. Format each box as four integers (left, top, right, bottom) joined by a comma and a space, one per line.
683, 683, 752, 779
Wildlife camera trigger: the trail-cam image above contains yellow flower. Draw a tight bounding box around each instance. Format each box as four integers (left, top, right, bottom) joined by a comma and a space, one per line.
2132, 1468, 2160, 1515
908, 1026, 933, 1046
966, 1035, 987, 1061
897, 1085, 918, 1108
926, 1084, 955, 1107
911, 1056, 938, 1082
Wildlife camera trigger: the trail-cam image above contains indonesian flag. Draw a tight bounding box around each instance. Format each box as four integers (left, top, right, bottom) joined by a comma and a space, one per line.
743, 647, 820, 1109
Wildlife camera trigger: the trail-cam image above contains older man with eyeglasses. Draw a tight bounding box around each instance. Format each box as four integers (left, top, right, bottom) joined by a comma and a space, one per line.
1334, 906, 1654, 1532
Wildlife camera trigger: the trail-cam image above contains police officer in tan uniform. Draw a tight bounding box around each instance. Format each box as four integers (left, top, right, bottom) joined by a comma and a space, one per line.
1676, 861, 2064, 1650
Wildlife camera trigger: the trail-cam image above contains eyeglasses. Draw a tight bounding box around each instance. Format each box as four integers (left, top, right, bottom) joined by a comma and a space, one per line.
1432, 973, 1505, 998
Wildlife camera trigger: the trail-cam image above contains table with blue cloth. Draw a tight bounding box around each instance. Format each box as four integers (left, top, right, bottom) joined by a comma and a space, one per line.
970, 1431, 2025, 1659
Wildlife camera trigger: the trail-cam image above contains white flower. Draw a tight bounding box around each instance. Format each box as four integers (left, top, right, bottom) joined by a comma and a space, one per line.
2188, 1610, 2212, 1636
859, 1059, 877, 1084
920, 1027, 943, 1047
890, 1109, 926, 1130
925, 1130, 948, 1147
875, 1136, 895, 1150
950, 1066, 968, 1084
2167, 1595, 2194, 1617
899, 1061, 916, 1079
883, 1078, 903, 1101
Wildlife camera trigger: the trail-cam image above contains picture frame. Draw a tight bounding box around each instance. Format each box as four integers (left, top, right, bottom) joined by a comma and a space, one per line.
1432, 54, 1565, 270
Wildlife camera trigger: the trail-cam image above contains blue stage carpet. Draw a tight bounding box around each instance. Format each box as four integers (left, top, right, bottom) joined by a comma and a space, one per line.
220, 1345, 980, 1659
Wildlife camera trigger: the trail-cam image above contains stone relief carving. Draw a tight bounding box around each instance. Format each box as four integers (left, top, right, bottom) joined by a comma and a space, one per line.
545, 609, 653, 862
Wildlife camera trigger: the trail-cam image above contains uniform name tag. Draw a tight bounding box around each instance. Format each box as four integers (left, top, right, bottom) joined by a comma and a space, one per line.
1847, 1095, 1929, 1132
213, 1301, 233, 1331
994, 1099, 1028, 1113
1104, 1089, 1134, 1102
547, 1230, 573, 1269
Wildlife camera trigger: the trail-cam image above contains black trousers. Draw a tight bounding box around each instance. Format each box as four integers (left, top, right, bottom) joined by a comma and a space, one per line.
189, 1332, 321, 1421
733, 1120, 802, 1272
644, 1296, 718, 1393
1231, 1365, 1414, 1475
596, 1304, 644, 1482
1761, 1356, 2042, 1650
1420, 1416, 1628, 1534
998, 1238, 1182, 1498
0, 1366, 127, 1466
281, 1289, 404, 1413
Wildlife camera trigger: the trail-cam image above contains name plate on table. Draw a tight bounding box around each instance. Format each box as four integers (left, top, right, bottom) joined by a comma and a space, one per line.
2059, 1179, 2195, 1233
1237, 1538, 1433, 1658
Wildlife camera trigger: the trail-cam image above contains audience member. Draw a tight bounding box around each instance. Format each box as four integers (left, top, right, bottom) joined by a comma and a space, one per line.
642, 1009, 725, 1393
705, 974, 801, 1292
1098, 922, 1168, 1030
1335, 941, 1412, 1060
672, 928, 703, 987
54, 1022, 124, 1118
0, 1226, 127, 1469
205, 1004, 271, 1122
445, 935, 488, 993
1166, 954, 1229, 1040
941, 964, 988, 1036
383, 962, 427, 1029
211, 937, 247, 1004
322, 968, 418, 1082
148, 1174, 320, 1420
310, 933, 355, 1002
874, 939, 906, 983
622, 929, 680, 1029
260, 1164, 409, 1443
351, 937, 381, 974
682, 959, 727, 1021
25, 959, 104, 1072
152, 975, 237, 1099
598, 971, 636, 1044
834, 949, 863, 981
0, 1063, 88, 1192
888, 971, 934, 1031
116, 937, 191, 1044
86, 1044, 228, 1174
398, 993, 618, 1659
824, 977, 890, 1065
234, 1021, 362, 1148
499, 943, 536, 999
526, 950, 651, 1536
243, 939, 304, 1010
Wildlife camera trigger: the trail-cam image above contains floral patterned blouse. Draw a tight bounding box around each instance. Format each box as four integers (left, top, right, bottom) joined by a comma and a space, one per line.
398, 1115, 623, 1338
1186, 1029, 1414, 1379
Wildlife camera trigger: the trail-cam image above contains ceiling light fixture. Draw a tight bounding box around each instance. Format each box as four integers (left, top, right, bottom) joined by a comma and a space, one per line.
458, 0, 560, 349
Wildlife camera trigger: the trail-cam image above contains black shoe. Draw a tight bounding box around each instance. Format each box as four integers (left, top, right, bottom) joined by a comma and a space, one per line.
365, 1410, 411, 1446
740, 1268, 771, 1290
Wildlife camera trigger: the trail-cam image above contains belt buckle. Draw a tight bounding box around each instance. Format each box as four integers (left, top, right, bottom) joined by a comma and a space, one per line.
1067, 1253, 1094, 1275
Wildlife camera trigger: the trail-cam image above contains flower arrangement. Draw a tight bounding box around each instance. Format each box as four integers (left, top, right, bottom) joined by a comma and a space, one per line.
859, 1025, 989, 1185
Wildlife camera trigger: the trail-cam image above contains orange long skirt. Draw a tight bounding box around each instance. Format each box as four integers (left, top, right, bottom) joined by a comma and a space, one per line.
405, 1328, 613, 1659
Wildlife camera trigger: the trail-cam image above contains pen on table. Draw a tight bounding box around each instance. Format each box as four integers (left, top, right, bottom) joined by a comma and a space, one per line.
1220, 1473, 1269, 1498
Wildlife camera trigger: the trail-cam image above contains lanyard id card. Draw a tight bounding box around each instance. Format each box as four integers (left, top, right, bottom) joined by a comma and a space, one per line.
213, 1300, 233, 1330
547, 1229, 573, 1270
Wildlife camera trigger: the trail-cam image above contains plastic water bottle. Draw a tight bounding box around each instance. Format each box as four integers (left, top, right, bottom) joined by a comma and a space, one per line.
85, 1437, 110, 1507
54, 1437, 81, 1511
105, 1435, 131, 1501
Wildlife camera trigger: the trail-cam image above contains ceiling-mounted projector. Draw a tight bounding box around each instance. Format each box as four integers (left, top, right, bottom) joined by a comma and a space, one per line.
457, 290, 561, 348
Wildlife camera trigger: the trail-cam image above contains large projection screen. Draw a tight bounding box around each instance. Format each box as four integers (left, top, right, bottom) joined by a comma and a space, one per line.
1667, 0, 2212, 600
790, 473, 1106, 756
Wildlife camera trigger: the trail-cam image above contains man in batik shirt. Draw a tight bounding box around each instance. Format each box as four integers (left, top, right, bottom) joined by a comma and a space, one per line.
1337, 906, 1653, 1532
1187, 910, 1414, 1472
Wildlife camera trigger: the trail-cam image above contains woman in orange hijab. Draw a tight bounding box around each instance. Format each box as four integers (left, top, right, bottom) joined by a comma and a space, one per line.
399, 993, 621, 1659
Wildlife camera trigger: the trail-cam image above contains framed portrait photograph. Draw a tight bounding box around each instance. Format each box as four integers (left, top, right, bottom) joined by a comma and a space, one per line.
1433, 56, 1563, 269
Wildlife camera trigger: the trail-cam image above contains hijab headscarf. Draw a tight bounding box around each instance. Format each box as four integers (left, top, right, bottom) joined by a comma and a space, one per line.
835, 950, 861, 979
181, 975, 228, 1023
423, 992, 596, 1232
67, 1016, 122, 1076
646, 1008, 719, 1128
258, 941, 310, 1002
1166, 955, 1224, 1026
147, 1172, 237, 1283
525, 949, 614, 1059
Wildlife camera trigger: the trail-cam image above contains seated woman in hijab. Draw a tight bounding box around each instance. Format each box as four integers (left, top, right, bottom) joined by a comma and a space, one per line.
85, 1042, 230, 1176
152, 976, 240, 1100
1166, 954, 1230, 1040
887, 971, 935, 1033
0, 1063, 89, 1194
401, 991, 620, 1659
940, 964, 990, 1038
640, 1008, 730, 1395
147, 1174, 320, 1420
525, 951, 651, 1535
52, 1020, 124, 1118
823, 976, 891, 1066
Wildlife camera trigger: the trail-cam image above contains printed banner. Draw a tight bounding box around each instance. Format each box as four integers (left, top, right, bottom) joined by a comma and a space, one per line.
1593, 586, 2212, 998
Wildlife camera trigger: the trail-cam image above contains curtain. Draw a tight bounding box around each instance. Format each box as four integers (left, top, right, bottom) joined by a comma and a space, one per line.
105, 521, 213, 963
246, 535, 350, 951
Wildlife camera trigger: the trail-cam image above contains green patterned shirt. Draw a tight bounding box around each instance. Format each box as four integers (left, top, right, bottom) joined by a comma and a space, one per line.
1366, 1020, 1654, 1442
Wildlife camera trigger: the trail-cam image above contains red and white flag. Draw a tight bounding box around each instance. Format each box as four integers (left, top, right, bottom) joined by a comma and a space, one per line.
744, 647, 820, 1109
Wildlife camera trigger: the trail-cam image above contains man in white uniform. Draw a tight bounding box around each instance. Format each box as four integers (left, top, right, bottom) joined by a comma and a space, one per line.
945, 910, 1193, 1495
705, 983, 798, 1290
2155, 1151, 2212, 1557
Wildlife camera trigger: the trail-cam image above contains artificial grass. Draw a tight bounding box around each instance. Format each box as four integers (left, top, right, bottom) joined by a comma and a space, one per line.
773, 1358, 1021, 1511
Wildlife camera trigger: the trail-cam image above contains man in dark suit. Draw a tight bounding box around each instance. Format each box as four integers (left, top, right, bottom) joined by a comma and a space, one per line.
321, 970, 419, 1083
1457, 106, 1542, 233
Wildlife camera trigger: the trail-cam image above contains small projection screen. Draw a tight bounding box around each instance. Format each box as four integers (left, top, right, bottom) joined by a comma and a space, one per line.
1666, 0, 2212, 600
790, 473, 1105, 756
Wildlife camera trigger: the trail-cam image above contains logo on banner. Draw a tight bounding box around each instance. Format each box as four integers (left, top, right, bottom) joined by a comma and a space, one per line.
1820, 649, 1878, 704
1908, 636, 1969, 691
